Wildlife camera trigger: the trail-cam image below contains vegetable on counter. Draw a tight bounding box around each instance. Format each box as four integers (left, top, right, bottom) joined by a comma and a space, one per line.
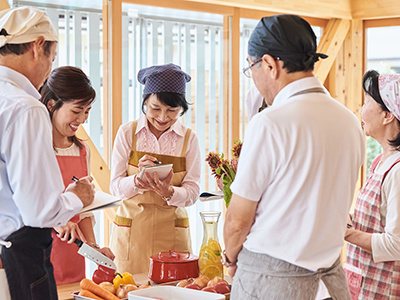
78, 290, 104, 300
113, 272, 135, 290
80, 278, 119, 300
93, 265, 116, 284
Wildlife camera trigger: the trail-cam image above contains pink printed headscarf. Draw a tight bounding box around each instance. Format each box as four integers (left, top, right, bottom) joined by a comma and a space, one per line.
379, 74, 400, 121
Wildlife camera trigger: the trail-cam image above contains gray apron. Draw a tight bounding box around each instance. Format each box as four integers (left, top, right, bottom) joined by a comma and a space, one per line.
232, 247, 350, 300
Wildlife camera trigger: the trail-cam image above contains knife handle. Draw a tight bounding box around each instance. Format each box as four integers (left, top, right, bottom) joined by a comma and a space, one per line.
53, 229, 83, 247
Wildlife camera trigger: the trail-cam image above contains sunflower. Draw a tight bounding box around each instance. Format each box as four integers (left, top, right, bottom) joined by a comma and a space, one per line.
206, 152, 222, 171
231, 140, 242, 159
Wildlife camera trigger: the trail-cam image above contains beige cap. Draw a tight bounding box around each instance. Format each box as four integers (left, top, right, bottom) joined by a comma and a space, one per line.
0, 7, 58, 48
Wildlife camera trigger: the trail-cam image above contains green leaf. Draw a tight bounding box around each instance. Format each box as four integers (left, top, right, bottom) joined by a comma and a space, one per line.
222, 185, 232, 208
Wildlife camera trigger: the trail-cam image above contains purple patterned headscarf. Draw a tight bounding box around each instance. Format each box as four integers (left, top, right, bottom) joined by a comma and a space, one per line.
379, 74, 400, 121
138, 63, 191, 95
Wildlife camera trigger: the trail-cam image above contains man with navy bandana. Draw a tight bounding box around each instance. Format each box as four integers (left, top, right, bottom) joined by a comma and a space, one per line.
223, 14, 365, 299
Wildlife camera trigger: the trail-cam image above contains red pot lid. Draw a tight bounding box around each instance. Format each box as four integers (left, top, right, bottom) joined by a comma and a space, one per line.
150, 250, 198, 263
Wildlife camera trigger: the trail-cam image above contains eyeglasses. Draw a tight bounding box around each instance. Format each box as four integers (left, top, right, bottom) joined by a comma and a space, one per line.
242, 58, 262, 78
242, 57, 281, 78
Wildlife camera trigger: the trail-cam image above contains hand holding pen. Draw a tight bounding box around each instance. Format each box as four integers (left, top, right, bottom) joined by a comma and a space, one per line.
66, 175, 95, 207
137, 154, 162, 171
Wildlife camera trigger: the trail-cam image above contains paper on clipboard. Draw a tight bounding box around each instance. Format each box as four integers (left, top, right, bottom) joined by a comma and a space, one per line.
78, 191, 121, 214
199, 190, 224, 202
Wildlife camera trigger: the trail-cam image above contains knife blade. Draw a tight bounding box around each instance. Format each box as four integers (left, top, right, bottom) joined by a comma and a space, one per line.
75, 239, 117, 270
53, 230, 116, 270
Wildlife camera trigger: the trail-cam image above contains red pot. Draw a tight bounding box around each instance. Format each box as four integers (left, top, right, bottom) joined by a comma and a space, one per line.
149, 250, 199, 284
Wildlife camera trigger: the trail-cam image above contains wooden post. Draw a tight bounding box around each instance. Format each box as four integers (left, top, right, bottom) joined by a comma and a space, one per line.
111, 0, 123, 146
231, 8, 240, 145
102, 0, 111, 165
223, 15, 230, 156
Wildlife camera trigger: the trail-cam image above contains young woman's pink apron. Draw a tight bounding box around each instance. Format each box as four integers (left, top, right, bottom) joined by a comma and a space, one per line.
345, 154, 400, 299
50, 145, 88, 285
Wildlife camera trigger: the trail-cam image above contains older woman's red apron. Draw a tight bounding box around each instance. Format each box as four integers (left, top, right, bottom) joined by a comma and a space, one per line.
50, 146, 88, 285
345, 154, 400, 299
110, 121, 192, 274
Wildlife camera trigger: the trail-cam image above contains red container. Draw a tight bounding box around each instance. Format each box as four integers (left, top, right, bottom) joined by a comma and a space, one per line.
149, 250, 199, 284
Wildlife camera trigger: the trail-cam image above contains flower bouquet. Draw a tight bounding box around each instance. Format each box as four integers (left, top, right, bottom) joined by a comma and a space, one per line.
205, 140, 242, 207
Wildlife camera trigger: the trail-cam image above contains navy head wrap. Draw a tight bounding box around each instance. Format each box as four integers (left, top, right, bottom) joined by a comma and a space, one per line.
138, 63, 191, 95
248, 14, 327, 68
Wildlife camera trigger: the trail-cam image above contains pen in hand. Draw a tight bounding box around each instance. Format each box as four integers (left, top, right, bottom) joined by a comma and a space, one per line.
153, 160, 162, 164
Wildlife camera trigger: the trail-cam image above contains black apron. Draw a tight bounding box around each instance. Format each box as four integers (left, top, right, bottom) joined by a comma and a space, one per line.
1, 226, 58, 300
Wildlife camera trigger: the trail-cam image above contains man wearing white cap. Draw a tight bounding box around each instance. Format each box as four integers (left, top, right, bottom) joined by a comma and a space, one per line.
0, 7, 95, 300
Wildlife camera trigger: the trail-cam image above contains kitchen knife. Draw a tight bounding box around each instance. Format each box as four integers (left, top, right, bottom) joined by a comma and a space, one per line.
53, 230, 117, 270
75, 238, 117, 270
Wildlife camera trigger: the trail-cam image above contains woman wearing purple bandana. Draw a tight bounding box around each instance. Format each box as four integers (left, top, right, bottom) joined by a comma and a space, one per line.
109, 63, 201, 274
345, 70, 400, 299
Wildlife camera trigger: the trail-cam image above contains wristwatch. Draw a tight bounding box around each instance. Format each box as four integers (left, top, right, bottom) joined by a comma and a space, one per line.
222, 250, 236, 267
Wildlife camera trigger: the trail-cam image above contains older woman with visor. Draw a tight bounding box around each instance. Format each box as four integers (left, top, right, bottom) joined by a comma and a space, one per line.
345, 70, 400, 299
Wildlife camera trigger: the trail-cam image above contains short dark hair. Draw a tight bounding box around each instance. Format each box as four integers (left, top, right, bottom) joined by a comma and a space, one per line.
0, 40, 55, 56
141, 92, 190, 116
363, 70, 400, 150
40, 66, 96, 149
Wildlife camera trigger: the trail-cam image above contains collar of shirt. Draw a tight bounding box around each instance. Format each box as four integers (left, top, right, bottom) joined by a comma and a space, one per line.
135, 113, 186, 137
375, 151, 400, 175
271, 76, 325, 108
0, 66, 40, 100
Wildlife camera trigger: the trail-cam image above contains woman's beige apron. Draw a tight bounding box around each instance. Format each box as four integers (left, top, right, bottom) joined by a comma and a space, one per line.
110, 121, 192, 274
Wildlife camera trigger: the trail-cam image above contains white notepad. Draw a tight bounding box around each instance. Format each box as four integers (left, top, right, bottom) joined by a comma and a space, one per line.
78, 190, 121, 214
138, 164, 173, 183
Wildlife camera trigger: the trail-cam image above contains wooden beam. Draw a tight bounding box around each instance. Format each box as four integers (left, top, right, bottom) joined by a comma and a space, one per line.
187, 0, 351, 19
351, 0, 400, 20
314, 19, 350, 83
239, 8, 328, 28
123, 0, 234, 15
364, 18, 400, 28
76, 126, 111, 194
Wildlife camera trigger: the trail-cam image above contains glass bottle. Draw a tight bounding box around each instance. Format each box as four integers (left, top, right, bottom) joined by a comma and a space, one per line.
198, 211, 223, 279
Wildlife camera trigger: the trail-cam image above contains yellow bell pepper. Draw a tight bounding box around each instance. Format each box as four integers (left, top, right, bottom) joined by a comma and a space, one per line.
113, 272, 136, 290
